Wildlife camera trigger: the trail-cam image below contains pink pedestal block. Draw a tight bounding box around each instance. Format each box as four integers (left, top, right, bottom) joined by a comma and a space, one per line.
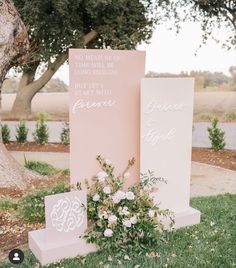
29, 229, 97, 266
160, 207, 201, 230
173, 207, 201, 229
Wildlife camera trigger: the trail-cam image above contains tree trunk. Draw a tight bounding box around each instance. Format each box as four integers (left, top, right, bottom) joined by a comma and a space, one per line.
11, 30, 98, 118
0, 0, 42, 189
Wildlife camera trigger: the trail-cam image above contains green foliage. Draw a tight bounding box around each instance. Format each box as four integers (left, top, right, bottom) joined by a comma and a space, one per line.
24, 160, 60, 176
1, 194, 235, 267
0, 198, 17, 211
1, 124, 10, 143
207, 117, 226, 151
15, 120, 29, 143
14, 0, 156, 65
86, 156, 172, 252
60, 122, 70, 145
33, 113, 49, 145
18, 182, 70, 223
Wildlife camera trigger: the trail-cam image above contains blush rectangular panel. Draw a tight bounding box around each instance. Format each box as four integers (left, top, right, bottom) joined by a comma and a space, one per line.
141, 78, 194, 213
69, 49, 145, 187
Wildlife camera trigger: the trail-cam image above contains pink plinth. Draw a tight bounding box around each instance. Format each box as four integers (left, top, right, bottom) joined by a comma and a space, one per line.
29, 229, 97, 266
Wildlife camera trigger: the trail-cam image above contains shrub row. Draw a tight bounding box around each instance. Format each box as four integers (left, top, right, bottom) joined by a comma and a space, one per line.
1, 113, 69, 145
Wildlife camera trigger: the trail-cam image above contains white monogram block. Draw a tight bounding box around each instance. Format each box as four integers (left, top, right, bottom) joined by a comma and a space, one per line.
45, 190, 87, 239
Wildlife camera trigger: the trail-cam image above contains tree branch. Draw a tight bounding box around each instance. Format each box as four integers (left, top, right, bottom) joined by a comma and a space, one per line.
23, 30, 98, 95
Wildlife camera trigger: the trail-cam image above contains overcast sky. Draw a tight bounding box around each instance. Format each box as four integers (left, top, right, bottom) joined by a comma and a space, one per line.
55, 21, 235, 85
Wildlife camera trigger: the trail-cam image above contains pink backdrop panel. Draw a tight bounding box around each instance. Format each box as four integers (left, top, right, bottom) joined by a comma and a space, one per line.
69, 49, 145, 188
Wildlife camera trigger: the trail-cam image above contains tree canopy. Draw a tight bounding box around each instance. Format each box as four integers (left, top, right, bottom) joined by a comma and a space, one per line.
14, 0, 156, 64
158, 0, 235, 48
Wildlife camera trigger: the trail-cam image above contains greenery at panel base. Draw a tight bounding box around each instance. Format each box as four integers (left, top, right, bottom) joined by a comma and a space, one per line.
0, 194, 235, 267
17, 182, 70, 223
0, 197, 17, 211
24, 159, 62, 176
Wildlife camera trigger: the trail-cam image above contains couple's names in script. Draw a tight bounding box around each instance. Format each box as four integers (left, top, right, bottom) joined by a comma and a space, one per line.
143, 101, 186, 146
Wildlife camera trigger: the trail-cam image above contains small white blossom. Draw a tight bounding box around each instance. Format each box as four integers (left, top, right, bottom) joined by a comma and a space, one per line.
108, 215, 117, 225
104, 228, 113, 237
130, 216, 137, 224
123, 220, 132, 228
112, 190, 126, 204
92, 194, 100, 202
124, 172, 130, 179
112, 195, 121, 204
143, 185, 150, 191
99, 211, 108, 219
126, 191, 135, 200
117, 190, 126, 200
103, 186, 111, 194
97, 171, 108, 182
105, 159, 112, 165
148, 210, 155, 218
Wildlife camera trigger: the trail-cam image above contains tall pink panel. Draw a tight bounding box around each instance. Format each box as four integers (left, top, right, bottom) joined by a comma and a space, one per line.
69, 49, 145, 187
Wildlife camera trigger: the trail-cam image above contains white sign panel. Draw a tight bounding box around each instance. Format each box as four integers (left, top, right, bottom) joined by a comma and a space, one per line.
141, 78, 194, 213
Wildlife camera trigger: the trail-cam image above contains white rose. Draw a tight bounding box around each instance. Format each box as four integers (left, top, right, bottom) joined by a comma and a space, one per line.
105, 159, 112, 165
126, 191, 135, 200
112, 190, 126, 204
124, 172, 130, 179
130, 216, 137, 224
116, 190, 126, 200
104, 228, 113, 237
148, 210, 155, 218
103, 186, 111, 194
108, 215, 117, 225
123, 220, 132, 228
122, 206, 130, 216
112, 195, 121, 204
97, 171, 108, 182
92, 194, 100, 202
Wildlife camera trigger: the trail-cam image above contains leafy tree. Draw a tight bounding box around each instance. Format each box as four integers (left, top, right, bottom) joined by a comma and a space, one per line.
11, 0, 157, 117
158, 0, 235, 48
0, 0, 42, 189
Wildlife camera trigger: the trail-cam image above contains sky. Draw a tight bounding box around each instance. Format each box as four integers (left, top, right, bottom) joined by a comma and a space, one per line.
54, 21, 235, 85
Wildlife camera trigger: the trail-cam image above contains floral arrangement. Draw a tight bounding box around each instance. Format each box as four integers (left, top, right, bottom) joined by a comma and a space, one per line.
85, 155, 173, 252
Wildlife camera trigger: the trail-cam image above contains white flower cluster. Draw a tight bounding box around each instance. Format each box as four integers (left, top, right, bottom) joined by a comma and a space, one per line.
112, 190, 135, 204
122, 216, 137, 228
118, 206, 130, 216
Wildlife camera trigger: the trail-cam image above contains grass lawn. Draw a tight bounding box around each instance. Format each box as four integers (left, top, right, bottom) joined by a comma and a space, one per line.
0, 193, 235, 268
